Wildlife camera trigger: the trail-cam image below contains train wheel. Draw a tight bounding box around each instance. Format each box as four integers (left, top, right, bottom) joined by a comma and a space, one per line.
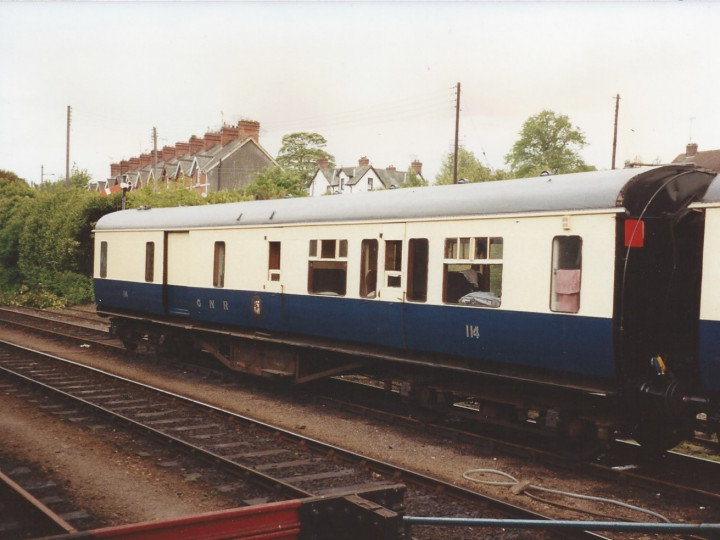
632, 420, 682, 456
118, 325, 141, 351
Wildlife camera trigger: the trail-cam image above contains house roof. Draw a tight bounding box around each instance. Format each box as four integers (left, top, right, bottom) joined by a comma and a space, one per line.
671, 144, 720, 172
315, 163, 418, 189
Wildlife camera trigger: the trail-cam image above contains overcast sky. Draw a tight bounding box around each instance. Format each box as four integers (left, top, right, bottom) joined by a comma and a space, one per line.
1, 1, 718, 185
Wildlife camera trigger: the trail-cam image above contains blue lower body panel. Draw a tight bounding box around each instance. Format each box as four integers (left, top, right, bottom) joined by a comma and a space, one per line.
94, 280, 616, 379
699, 320, 720, 393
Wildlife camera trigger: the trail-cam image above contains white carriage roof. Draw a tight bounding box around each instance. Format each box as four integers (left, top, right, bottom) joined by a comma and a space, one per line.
95, 165, 713, 231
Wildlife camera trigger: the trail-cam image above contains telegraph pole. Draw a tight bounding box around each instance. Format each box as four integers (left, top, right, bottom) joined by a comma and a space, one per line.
65, 105, 72, 187
611, 94, 620, 170
152, 127, 158, 170
453, 82, 461, 184
152, 127, 158, 191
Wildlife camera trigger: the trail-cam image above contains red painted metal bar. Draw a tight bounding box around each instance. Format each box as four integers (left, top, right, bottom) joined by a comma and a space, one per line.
89, 500, 302, 540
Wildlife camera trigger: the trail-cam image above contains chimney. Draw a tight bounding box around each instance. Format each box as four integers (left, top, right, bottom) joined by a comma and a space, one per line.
221, 126, 239, 145
139, 153, 152, 167
317, 156, 329, 170
358, 156, 370, 167
411, 160, 423, 175
110, 163, 121, 176
686, 142, 698, 157
189, 136, 204, 154
129, 157, 141, 170
237, 120, 260, 142
175, 142, 191, 157
161, 145, 176, 161
204, 132, 221, 149
386, 165, 396, 172
119, 160, 130, 173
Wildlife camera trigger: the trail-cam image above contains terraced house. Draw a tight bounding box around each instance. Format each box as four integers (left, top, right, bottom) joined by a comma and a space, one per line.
92, 120, 276, 196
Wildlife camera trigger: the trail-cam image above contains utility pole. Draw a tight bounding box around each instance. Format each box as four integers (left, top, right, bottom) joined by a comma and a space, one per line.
65, 105, 72, 187
152, 126, 158, 191
152, 126, 158, 171
453, 82, 461, 184
611, 94, 620, 170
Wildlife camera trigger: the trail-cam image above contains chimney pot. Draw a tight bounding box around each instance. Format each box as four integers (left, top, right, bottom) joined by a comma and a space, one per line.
237, 120, 260, 142
358, 156, 370, 167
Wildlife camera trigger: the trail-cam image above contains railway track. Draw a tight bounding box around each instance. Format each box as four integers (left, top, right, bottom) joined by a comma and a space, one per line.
0, 338, 582, 539
2, 306, 718, 535
0, 453, 96, 539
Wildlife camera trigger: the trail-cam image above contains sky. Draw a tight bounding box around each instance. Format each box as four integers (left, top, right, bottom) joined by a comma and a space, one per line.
1, 1, 719, 186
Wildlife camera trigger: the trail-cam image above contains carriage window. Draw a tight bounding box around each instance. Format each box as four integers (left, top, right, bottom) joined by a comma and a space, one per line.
100, 241, 108, 278
443, 236, 502, 308
308, 239, 347, 296
213, 241, 225, 288
359, 239, 378, 298
268, 241, 281, 281
385, 240, 402, 288
550, 236, 582, 313
145, 242, 155, 282
408, 238, 428, 302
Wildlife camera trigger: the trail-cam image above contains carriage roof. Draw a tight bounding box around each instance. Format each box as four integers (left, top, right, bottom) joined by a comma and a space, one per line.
95, 165, 715, 231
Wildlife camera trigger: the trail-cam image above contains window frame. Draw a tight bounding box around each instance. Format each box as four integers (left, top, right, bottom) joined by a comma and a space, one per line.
442, 236, 503, 308
99, 241, 108, 278
550, 235, 582, 313
145, 241, 155, 282
213, 241, 226, 288
308, 239, 348, 296
268, 241, 281, 282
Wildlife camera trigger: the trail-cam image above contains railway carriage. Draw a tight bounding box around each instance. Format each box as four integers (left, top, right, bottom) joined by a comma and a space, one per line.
94, 164, 719, 451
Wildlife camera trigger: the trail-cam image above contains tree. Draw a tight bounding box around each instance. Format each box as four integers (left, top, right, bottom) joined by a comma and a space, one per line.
245, 166, 307, 200
505, 110, 595, 178
435, 148, 495, 185
276, 132, 335, 183
401, 167, 429, 188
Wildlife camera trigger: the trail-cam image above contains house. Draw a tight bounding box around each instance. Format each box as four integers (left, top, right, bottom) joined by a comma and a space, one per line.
95, 121, 276, 196
671, 143, 720, 171
308, 156, 423, 196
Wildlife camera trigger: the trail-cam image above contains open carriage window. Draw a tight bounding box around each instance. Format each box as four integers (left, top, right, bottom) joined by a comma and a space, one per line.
443, 237, 502, 308
308, 239, 347, 296
550, 236, 582, 313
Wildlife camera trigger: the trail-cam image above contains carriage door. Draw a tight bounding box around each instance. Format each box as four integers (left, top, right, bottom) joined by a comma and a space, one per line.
164, 231, 192, 316
615, 209, 705, 383
378, 224, 406, 302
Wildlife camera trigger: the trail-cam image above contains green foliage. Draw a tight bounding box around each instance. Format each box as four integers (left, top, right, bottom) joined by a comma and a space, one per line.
401, 167, 429, 188
0, 172, 34, 290
505, 110, 596, 177
435, 148, 504, 185
276, 132, 335, 182
0, 169, 115, 307
127, 182, 207, 209
246, 165, 308, 200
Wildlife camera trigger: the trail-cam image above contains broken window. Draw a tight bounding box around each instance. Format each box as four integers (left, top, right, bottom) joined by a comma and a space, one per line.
443, 237, 502, 308
308, 239, 347, 296
407, 238, 428, 302
359, 239, 378, 298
